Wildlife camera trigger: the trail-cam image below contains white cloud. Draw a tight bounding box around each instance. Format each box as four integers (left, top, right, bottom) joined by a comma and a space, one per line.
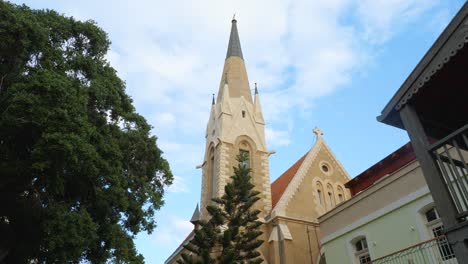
23, 0, 443, 145
356, 0, 439, 44
152, 216, 193, 246
265, 127, 291, 147
167, 175, 189, 193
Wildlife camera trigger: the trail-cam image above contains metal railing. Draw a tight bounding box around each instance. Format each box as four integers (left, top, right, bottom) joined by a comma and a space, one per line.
430, 124, 468, 220
371, 236, 457, 264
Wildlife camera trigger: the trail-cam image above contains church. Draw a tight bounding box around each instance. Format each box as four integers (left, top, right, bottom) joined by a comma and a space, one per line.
165, 18, 351, 264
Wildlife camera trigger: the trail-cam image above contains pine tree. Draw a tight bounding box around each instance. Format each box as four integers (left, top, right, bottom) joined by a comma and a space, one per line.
178, 152, 264, 264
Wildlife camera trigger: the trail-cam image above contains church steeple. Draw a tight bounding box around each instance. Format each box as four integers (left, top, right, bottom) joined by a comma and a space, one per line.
217, 19, 253, 103
200, 17, 271, 222
226, 18, 243, 60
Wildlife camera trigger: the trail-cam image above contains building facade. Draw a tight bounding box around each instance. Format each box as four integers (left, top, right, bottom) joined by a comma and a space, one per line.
320, 144, 458, 264
378, 2, 468, 262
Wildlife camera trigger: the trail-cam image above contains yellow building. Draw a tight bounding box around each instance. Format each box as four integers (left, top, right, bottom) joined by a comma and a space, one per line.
165, 19, 351, 264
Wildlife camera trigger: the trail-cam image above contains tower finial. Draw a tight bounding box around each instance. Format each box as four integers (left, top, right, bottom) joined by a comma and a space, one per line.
254, 82, 258, 94
212, 93, 215, 105
232, 13, 236, 21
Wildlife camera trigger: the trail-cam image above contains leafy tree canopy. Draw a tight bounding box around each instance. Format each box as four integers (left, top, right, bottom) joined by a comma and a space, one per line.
0, 2, 173, 263
178, 153, 263, 264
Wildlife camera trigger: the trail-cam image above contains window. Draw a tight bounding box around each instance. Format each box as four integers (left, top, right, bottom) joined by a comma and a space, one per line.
239, 149, 250, 169
354, 237, 371, 264
210, 152, 215, 199
317, 190, 323, 205
355, 238, 367, 252
320, 161, 333, 175
326, 184, 334, 209
425, 207, 438, 222
321, 164, 329, 172
424, 207, 455, 260
338, 194, 343, 203
337, 186, 345, 203
242, 110, 246, 118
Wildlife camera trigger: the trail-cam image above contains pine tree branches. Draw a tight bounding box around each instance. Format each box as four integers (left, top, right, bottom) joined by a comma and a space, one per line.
178, 152, 263, 264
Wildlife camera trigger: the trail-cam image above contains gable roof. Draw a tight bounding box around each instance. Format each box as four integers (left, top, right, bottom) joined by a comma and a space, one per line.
270, 134, 351, 216
271, 153, 308, 208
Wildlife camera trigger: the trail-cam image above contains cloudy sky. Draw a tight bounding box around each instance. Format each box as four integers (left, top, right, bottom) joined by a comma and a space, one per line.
11, 0, 466, 263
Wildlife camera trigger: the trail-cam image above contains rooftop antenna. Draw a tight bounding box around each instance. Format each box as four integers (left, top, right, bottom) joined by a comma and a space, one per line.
232, 13, 236, 21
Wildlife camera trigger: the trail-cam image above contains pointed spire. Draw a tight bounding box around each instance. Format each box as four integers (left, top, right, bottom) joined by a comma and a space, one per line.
212, 93, 215, 105
217, 18, 253, 103
226, 18, 243, 60
190, 204, 200, 225
254, 83, 265, 124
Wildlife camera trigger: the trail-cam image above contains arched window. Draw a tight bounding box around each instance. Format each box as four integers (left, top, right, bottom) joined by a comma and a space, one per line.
352, 237, 371, 264
327, 184, 334, 208
239, 149, 250, 169
209, 148, 215, 200
423, 207, 455, 260
316, 182, 324, 206
337, 186, 345, 203
317, 190, 323, 205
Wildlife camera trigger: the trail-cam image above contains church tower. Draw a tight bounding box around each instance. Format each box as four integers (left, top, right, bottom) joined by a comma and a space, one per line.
199, 18, 272, 220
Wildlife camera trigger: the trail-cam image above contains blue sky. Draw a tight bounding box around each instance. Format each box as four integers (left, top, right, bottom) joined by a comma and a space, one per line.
10, 0, 466, 263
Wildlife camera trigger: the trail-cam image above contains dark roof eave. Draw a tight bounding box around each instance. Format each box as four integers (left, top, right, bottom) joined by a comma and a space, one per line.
378, 1, 468, 127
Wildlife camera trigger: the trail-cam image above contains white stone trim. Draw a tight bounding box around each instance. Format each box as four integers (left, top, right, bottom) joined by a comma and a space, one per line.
279, 224, 293, 240
268, 226, 278, 242
320, 186, 431, 244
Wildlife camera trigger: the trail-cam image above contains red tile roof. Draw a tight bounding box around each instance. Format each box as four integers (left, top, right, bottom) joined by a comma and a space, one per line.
345, 142, 416, 196
270, 152, 308, 208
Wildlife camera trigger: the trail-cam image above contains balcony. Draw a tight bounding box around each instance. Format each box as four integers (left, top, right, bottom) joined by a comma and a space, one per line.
430, 124, 468, 220
372, 236, 457, 264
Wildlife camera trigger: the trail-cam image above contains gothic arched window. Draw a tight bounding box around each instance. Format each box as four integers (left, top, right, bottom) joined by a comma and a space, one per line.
337, 186, 345, 203
316, 182, 324, 206
239, 149, 250, 169
327, 184, 334, 208
209, 147, 215, 199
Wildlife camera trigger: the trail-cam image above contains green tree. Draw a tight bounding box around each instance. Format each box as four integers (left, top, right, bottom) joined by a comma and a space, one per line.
0, 2, 173, 263
179, 152, 264, 264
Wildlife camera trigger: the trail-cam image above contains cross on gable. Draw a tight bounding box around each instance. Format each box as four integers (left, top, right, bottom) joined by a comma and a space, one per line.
313, 127, 323, 137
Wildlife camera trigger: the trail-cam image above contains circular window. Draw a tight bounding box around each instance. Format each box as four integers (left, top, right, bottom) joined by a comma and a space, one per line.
321, 164, 329, 172
320, 161, 333, 175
